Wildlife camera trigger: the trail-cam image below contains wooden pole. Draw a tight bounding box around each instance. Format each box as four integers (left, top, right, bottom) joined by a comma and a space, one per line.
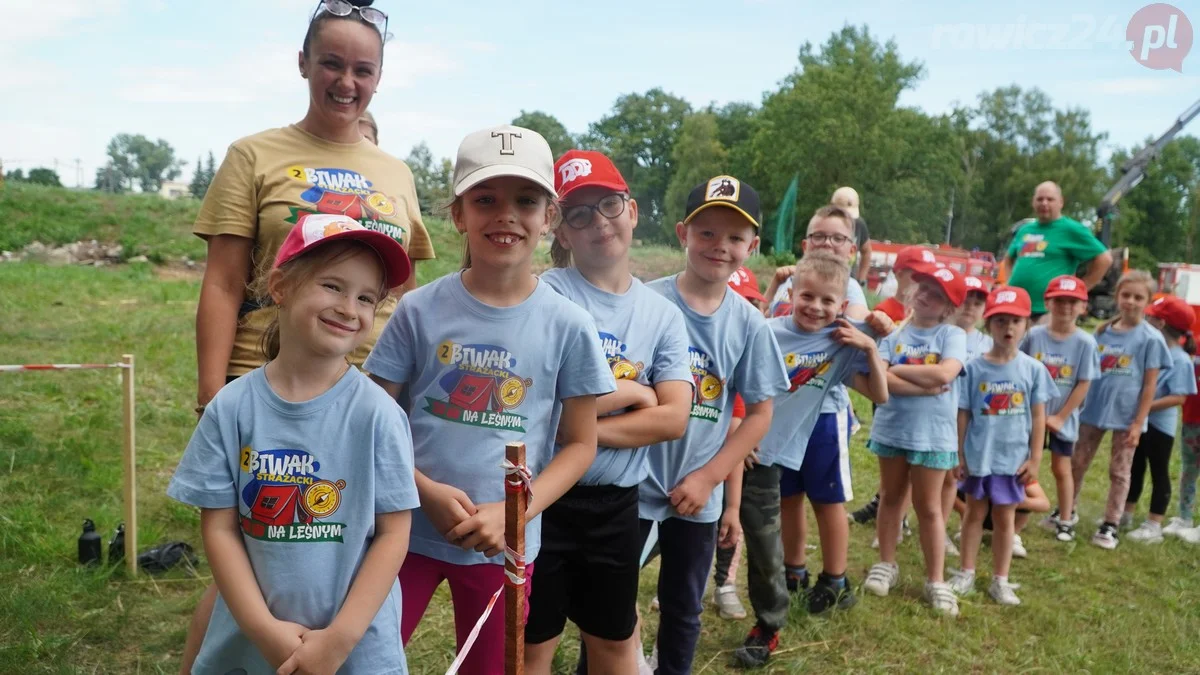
504, 442, 527, 675
121, 354, 137, 576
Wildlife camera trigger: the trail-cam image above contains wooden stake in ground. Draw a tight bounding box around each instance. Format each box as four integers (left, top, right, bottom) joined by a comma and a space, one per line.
121, 354, 137, 576
504, 442, 528, 675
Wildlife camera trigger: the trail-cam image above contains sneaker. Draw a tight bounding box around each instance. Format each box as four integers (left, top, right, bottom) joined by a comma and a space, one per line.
1098, 513, 1133, 530
1091, 523, 1119, 550
944, 537, 960, 558
732, 623, 779, 668
1040, 508, 1062, 532
863, 562, 899, 597
849, 494, 880, 524
806, 573, 857, 614
947, 568, 975, 596
1055, 522, 1075, 542
922, 581, 960, 617
1163, 517, 1194, 536
1179, 526, 1200, 544
649, 595, 659, 612
987, 577, 1021, 606
1011, 534, 1027, 559
784, 568, 810, 594
1127, 520, 1164, 544
643, 644, 657, 675
714, 584, 748, 620
1063, 510, 1079, 526
902, 516, 913, 537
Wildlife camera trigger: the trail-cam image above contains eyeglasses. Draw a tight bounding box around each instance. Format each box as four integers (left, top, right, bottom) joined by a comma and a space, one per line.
563, 194, 629, 229
806, 232, 852, 246
312, 0, 389, 36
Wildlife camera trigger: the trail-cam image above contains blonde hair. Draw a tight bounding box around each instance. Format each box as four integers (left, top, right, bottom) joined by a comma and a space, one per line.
358, 111, 379, 144
795, 250, 850, 294
1115, 269, 1156, 297
807, 204, 856, 237
448, 187, 562, 269
252, 240, 387, 361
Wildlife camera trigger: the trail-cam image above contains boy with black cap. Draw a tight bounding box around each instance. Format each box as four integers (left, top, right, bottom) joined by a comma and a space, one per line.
639, 176, 789, 675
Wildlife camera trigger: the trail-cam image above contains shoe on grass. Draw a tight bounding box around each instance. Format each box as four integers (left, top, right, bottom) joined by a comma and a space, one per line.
1011, 534, 1027, 559
987, 577, 1021, 606
714, 584, 747, 620
849, 494, 880, 524
1163, 517, 1193, 537
863, 562, 899, 597
1127, 520, 1164, 543
922, 581, 960, 617
1055, 522, 1075, 542
1178, 526, 1200, 544
1091, 522, 1119, 550
732, 623, 779, 669
806, 573, 856, 614
947, 568, 975, 596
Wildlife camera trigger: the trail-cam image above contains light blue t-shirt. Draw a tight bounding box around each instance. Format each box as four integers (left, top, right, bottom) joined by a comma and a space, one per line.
640, 275, 789, 523
1079, 320, 1171, 430
958, 353, 1056, 476
1020, 325, 1100, 442
1148, 344, 1197, 435
964, 329, 994, 361
541, 267, 693, 487
871, 323, 967, 452
167, 368, 418, 675
758, 317, 871, 470
364, 273, 616, 565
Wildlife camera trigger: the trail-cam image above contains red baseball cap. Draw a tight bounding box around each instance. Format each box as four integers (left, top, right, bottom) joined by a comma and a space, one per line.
1147, 295, 1196, 333
1044, 275, 1089, 302
554, 150, 629, 199
728, 267, 766, 304
912, 264, 966, 307
893, 246, 937, 273
984, 285, 1032, 319
274, 213, 412, 289
964, 275, 991, 296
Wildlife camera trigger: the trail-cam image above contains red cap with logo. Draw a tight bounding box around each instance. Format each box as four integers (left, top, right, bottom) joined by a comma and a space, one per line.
894, 246, 937, 273
964, 275, 991, 296
728, 267, 766, 304
274, 213, 412, 289
554, 150, 629, 199
1044, 274, 1089, 302
984, 285, 1032, 319
1147, 295, 1196, 334
912, 265, 967, 307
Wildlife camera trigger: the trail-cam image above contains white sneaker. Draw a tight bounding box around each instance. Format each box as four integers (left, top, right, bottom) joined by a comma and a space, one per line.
1091, 523, 1119, 550
1179, 526, 1200, 545
922, 581, 960, 617
1011, 534, 1027, 559
649, 595, 659, 612
863, 562, 900, 597
988, 577, 1021, 606
944, 537, 960, 557
947, 568, 975, 596
713, 584, 747, 620
1039, 510, 1061, 532
1126, 520, 1164, 544
1163, 517, 1194, 536
641, 644, 657, 675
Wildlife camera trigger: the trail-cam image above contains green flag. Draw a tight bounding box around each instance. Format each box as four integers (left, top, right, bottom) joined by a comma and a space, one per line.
774, 172, 799, 255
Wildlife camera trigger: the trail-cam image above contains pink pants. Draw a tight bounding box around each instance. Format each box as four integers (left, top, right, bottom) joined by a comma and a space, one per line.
1072, 425, 1137, 525
400, 553, 534, 675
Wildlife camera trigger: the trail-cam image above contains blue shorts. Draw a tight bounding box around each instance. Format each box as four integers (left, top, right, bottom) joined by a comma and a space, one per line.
1048, 432, 1074, 457
868, 440, 959, 471
779, 410, 853, 504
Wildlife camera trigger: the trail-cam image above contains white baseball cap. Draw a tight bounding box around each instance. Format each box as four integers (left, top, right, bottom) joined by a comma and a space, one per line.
452, 125, 555, 197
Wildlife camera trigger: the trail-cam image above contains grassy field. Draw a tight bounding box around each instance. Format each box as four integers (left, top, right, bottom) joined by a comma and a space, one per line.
3, 260, 1200, 675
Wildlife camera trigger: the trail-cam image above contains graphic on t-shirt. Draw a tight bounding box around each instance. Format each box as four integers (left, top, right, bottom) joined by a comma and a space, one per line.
1098, 344, 1134, 376
688, 346, 724, 422
894, 343, 941, 365
784, 351, 832, 392
1017, 233, 1049, 259
425, 341, 531, 432
977, 381, 1027, 416
599, 331, 644, 381
285, 166, 410, 244
1033, 352, 1074, 385
238, 447, 347, 543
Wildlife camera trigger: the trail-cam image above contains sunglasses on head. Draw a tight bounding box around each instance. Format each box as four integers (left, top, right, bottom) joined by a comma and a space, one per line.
312, 0, 388, 36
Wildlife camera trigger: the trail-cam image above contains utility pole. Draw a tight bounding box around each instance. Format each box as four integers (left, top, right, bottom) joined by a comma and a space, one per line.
944, 188, 956, 245
75, 158, 83, 188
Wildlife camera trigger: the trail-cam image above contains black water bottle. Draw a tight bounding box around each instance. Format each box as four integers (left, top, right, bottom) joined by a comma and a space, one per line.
78, 519, 102, 566
108, 523, 126, 566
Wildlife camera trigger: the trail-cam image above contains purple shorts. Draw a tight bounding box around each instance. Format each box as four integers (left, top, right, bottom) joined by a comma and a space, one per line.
959, 475, 1026, 506
1047, 432, 1074, 457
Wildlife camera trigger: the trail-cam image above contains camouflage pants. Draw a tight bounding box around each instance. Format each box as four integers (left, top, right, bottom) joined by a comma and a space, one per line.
740, 463, 790, 632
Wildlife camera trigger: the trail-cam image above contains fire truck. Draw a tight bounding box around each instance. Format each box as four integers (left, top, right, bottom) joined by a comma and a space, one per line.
866, 241, 997, 294
1157, 263, 1200, 336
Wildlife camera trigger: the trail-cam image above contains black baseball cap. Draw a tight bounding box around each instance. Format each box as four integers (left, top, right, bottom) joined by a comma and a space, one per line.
682, 175, 761, 230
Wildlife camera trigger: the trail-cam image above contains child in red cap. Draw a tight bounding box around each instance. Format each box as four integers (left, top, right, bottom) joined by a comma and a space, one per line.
1124, 295, 1198, 543
949, 286, 1054, 606
875, 245, 937, 321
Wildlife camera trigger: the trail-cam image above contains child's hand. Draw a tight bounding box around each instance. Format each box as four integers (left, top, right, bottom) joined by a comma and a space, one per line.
718, 507, 742, 548
833, 319, 875, 352
773, 266, 796, 285
275, 627, 355, 675
1017, 459, 1039, 485
1045, 414, 1064, 435
447, 501, 506, 558
253, 619, 306, 668
669, 469, 719, 517
424, 482, 477, 541
744, 447, 760, 471
864, 310, 895, 337
1126, 425, 1143, 449
954, 462, 966, 482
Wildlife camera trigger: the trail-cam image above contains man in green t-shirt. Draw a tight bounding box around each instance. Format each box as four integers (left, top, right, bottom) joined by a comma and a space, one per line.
1006, 181, 1113, 317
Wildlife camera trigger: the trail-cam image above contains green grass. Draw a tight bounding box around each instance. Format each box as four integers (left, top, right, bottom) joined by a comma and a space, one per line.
3, 262, 1200, 674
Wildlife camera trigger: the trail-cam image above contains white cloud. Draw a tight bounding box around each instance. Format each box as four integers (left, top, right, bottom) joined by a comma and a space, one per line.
0, 0, 123, 46
379, 41, 459, 89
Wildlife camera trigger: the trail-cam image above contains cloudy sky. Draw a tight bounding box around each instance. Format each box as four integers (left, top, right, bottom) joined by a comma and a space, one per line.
1, 0, 1196, 188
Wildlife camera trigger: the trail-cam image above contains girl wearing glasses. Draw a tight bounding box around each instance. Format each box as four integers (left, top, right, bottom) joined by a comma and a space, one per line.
525, 151, 693, 675
181, 2, 435, 672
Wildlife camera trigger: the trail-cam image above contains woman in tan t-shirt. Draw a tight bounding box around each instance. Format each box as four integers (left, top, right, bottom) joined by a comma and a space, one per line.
193, 1, 434, 412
